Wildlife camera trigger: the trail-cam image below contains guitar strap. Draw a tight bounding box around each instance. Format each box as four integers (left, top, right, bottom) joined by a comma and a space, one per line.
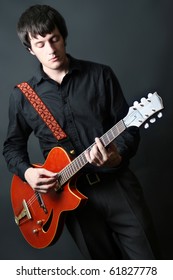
17, 82, 76, 154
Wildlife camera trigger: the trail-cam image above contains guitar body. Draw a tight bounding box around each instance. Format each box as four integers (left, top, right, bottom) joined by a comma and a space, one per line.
10, 92, 164, 249
11, 147, 87, 249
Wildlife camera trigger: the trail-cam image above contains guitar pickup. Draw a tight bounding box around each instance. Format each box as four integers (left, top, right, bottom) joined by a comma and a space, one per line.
14, 199, 32, 226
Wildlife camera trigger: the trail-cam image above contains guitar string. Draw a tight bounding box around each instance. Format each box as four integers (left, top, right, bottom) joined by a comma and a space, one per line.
59, 120, 126, 185
24, 120, 126, 208
20, 98, 163, 209
27, 192, 40, 207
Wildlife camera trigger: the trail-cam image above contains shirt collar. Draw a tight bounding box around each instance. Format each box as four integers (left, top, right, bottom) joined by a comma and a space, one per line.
33, 54, 82, 85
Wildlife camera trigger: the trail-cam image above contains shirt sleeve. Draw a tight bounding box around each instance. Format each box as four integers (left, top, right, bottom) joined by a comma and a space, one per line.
3, 87, 33, 181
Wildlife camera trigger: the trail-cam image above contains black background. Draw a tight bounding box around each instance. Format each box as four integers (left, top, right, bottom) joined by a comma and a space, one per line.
0, 0, 173, 260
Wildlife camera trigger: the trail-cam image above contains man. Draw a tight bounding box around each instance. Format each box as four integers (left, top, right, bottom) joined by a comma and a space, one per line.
3, 4, 159, 259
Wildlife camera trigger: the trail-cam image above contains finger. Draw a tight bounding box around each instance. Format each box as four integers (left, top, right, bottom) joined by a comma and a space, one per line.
39, 168, 58, 178
85, 146, 101, 165
89, 144, 103, 164
85, 149, 91, 163
35, 180, 57, 193
85, 146, 97, 163
54, 180, 61, 192
95, 138, 108, 161
36, 177, 58, 193
35, 188, 47, 194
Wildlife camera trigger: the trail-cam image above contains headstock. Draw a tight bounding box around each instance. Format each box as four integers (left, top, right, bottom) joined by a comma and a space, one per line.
123, 92, 164, 129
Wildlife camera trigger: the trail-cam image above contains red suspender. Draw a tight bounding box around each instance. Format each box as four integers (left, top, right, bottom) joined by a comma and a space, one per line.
17, 82, 67, 140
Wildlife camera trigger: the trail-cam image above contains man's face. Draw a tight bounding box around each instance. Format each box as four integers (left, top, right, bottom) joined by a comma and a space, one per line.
29, 27, 67, 72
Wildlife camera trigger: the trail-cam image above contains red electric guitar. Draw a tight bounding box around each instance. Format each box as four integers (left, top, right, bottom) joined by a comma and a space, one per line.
11, 92, 163, 249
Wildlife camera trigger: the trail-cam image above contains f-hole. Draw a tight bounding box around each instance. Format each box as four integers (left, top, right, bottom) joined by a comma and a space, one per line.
43, 210, 53, 232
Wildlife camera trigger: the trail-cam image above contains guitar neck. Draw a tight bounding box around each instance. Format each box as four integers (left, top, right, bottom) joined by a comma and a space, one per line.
57, 91, 164, 187
58, 119, 126, 187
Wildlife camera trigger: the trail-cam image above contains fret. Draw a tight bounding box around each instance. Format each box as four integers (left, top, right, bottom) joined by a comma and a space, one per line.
58, 119, 126, 187
74, 153, 87, 170
68, 162, 75, 175
71, 159, 79, 172
74, 157, 81, 170
58, 173, 64, 186
103, 132, 110, 146
59, 152, 87, 186
77, 154, 84, 168
101, 120, 126, 147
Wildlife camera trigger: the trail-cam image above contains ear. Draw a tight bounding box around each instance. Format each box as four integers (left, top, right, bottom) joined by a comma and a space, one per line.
28, 48, 35, 55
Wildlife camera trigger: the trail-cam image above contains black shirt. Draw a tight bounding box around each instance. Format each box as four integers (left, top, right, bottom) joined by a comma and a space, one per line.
3, 55, 140, 180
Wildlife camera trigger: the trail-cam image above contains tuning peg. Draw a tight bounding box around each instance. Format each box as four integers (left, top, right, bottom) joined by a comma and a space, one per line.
133, 101, 139, 106
144, 123, 149, 129
147, 93, 153, 98
150, 118, 156, 123
141, 97, 147, 104
158, 112, 162, 118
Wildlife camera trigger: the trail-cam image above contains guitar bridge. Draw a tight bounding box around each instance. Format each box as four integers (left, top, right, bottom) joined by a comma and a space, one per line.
14, 199, 32, 226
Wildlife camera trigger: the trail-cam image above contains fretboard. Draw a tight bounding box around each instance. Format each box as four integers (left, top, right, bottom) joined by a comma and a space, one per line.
58, 119, 126, 187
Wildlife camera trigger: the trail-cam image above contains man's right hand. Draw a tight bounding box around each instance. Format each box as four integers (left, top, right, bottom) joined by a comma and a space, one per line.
24, 167, 58, 193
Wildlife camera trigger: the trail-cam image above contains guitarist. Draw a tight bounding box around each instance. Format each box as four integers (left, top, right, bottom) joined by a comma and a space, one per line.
3, 4, 159, 259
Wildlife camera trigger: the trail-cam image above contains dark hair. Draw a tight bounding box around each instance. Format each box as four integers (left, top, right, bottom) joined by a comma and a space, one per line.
17, 4, 68, 49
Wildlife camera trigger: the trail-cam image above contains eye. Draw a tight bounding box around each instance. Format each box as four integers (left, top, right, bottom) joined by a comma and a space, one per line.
36, 42, 44, 48
51, 36, 60, 43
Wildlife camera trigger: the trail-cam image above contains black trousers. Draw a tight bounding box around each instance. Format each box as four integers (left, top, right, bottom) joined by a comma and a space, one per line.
66, 168, 160, 260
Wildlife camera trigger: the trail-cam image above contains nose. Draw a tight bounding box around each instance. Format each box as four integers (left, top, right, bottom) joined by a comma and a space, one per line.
46, 41, 56, 54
